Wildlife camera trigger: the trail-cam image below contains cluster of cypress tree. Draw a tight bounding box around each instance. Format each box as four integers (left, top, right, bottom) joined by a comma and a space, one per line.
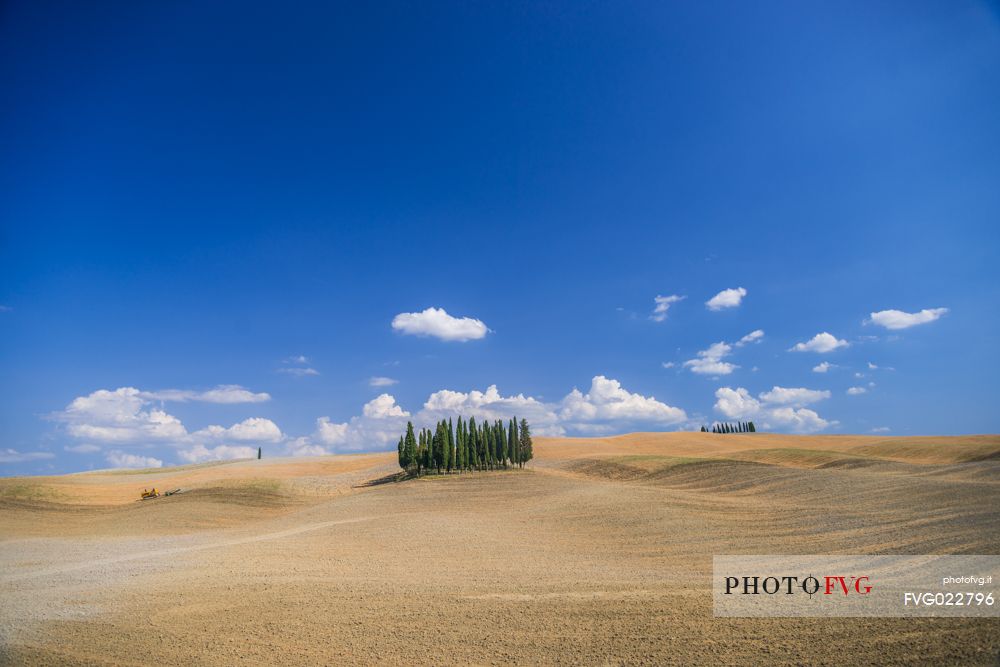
397, 417, 533, 475
701, 421, 755, 433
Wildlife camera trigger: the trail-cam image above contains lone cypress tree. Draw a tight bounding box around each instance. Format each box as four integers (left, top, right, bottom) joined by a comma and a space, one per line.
518, 418, 533, 467
257, 446, 262, 460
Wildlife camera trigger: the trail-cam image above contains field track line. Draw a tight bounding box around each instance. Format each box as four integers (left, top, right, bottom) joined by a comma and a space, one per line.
0, 516, 373, 582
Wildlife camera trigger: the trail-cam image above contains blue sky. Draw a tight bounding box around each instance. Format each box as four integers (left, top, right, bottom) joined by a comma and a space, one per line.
2, 1, 998, 475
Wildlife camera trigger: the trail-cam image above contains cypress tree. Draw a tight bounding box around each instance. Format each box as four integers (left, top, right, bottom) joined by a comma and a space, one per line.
403, 421, 417, 471
518, 418, 533, 467
257, 446, 262, 460
509, 418, 519, 468
425, 429, 433, 470
468, 416, 479, 470
448, 417, 456, 472
497, 420, 507, 468
749, 421, 756, 433
398, 436, 405, 470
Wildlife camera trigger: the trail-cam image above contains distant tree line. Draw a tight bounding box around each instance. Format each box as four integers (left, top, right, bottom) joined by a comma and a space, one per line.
397, 417, 533, 475
701, 421, 756, 434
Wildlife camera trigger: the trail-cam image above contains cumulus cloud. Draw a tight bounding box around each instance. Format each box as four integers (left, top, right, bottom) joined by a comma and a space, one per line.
846, 386, 867, 395
559, 376, 686, 428
53, 386, 284, 471
106, 450, 162, 469
421, 385, 562, 435
706, 287, 747, 311
193, 417, 283, 443
368, 376, 399, 388
140, 385, 270, 404
178, 444, 258, 463
683, 326, 761, 377
812, 362, 833, 373
299, 376, 689, 454
0, 448, 55, 463
312, 394, 412, 452
790, 332, 849, 353
391, 307, 489, 342
735, 330, 764, 347
315, 417, 350, 446
757, 386, 831, 406
55, 387, 187, 444
867, 308, 948, 330
363, 394, 410, 419
713, 386, 834, 433
650, 294, 685, 322
684, 343, 737, 376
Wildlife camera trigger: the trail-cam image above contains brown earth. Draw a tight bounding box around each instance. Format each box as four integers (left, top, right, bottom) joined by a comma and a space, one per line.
1, 432, 998, 665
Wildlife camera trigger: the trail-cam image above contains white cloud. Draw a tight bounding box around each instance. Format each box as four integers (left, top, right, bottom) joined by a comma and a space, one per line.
684, 330, 763, 377
846, 386, 867, 395
758, 386, 831, 406
106, 450, 162, 469
368, 376, 398, 387
140, 385, 271, 404
867, 362, 878, 369
790, 332, 849, 353
812, 362, 832, 373
870, 426, 891, 433
650, 294, 685, 322
765, 407, 832, 433
0, 448, 55, 463
363, 393, 410, 419
278, 367, 320, 377
312, 394, 412, 452
421, 385, 562, 435
661, 362, 676, 369
54, 388, 282, 457
713, 386, 834, 434
284, 355, 310, 364
706, 287, 747, 311
391, 307, 489, 342
867, 308, 948, 330
64, 444, 101, 454
559, 376, 686, 427
714, 387, 761, 418
178, 444, 258, 463
315, 417, 350, 446
684, 341, 736, 376
193, 417, 283, 443
302, 376, 688, 453
735, 329, 764, 347
56, 387, 187, 444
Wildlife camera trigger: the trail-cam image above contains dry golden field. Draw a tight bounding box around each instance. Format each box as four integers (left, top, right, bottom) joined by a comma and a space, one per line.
1, 432, 998, 665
